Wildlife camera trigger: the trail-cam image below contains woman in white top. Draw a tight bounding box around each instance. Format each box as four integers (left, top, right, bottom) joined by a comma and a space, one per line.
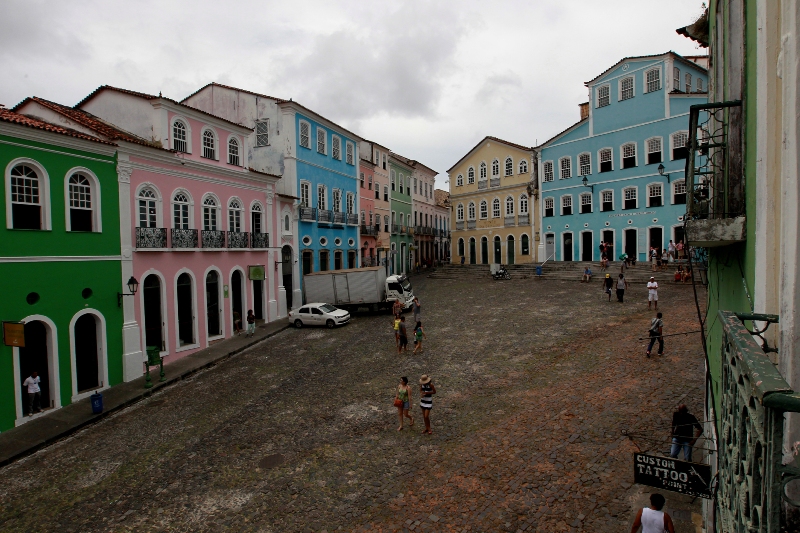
630, 493, 675, 533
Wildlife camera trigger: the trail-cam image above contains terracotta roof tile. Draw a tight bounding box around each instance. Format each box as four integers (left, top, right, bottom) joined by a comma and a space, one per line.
434, 189, 450, 208
389, 152, 438, 175
0, 108, 115, 146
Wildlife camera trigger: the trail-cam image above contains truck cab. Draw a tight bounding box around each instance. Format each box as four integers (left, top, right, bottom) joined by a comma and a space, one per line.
386, 274, 414, 310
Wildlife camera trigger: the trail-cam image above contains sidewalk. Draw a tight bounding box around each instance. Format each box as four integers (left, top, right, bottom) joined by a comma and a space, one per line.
0, 319, 291, 467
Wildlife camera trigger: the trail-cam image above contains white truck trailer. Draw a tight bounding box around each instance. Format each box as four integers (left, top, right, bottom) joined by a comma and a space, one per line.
302, 267, 415, 312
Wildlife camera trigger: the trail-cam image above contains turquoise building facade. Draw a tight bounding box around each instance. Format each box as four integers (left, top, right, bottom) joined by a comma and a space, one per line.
538, 52, 708, 262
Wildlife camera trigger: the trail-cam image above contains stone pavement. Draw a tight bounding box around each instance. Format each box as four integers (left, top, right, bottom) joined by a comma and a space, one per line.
0, 319, 291, 467
0, 277, 707, 533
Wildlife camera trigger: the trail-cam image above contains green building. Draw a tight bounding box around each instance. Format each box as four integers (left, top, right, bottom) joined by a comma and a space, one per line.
388, 155, 413, 275
0, 109, 124, 432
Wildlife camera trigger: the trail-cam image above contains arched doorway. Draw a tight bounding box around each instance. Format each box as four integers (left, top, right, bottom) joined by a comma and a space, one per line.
74, 314, 100, 393
493, 236, 501, 264
231, 270, 244, 333
206, 271, 221, 337
142, 274, 163, 351
481, 236, 488, 264
19, 321, 51, 414
282, 245, 293, 310
507, 235, 515, 264
469, 237, 476, 264
176, 273, 194, 346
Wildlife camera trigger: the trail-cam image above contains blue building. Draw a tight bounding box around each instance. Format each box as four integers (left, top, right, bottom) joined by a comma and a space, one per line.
279, 101, 362, 275
537, 52, 708, 262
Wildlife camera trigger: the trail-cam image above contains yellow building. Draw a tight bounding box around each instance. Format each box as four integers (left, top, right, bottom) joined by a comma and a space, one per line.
448, 136, 538, 264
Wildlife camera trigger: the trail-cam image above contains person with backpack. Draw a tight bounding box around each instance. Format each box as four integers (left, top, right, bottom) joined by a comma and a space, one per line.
412, 321, 427, 354
646, 312, 664, 357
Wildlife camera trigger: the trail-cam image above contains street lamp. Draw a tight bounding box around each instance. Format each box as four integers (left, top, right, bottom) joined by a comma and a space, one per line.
117, 276, 139, 307
657, 163, 671, 183
581, 175, 594, 192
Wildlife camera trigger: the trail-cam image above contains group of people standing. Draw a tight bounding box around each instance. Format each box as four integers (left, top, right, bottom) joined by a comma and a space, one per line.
392, 297, 426, 355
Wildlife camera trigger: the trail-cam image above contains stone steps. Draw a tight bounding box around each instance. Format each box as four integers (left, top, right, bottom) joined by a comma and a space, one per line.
428, 261, 685, 283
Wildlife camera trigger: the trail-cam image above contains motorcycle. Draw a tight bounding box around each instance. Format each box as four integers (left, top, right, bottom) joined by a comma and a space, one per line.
492, 265, 511, 280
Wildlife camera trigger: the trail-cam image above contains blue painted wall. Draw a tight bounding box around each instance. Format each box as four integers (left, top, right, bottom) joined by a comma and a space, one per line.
540, 53, 708, 263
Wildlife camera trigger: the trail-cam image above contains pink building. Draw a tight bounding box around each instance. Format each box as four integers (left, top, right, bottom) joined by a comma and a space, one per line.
358, 157, 377, 265
18, 88, 283, 372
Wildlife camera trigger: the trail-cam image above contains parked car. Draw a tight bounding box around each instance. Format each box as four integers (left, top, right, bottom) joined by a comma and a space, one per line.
288, 303, 351, 329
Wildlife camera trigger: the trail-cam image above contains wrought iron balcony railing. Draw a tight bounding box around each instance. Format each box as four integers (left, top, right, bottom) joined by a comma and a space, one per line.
318, 209, 332, 223
347, 213, 358, 225
332, 211, 345, 224
136, 227, 166, 248
299, 206, 317, 221
201, 229, 226, 248
685, 101, 746, 247
360, 224, 377, 236
391, 224, 400, 234
251, 232, 269, 249
171, 228, 197, 249
227, 231, 249, 249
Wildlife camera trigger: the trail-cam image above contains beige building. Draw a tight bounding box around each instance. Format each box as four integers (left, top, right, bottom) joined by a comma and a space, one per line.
448, 136, 538, 264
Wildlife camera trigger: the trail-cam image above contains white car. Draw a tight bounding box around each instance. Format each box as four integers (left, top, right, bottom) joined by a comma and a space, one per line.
289, 303, 351, 329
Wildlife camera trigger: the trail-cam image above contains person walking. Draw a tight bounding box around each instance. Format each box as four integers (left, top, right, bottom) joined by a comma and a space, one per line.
397, 316, 409, 353
412, 321, 427, 354
394, 377, 414, 430
419, 374, 436, 434
392, 298, 403, 317
392, 315, 401, 348
670, 404, 703, 462
23, 371, 42, 416
646, 312, 664, 357
412, 296, 421, 325
650, 247, 658, 272
630, 493, 676, 533
616, 273, 629, 302
647, 276, 659, 310
246, 309, 256, 337
602, 273, 614, 301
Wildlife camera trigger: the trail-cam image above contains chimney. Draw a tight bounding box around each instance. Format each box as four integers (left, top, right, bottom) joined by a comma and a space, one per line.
579, 102, 589, 121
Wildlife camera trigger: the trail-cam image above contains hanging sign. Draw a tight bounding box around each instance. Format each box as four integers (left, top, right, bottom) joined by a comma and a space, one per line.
248, 265, 266, 281
633, 453, 712, 498
3, 322, 25, 348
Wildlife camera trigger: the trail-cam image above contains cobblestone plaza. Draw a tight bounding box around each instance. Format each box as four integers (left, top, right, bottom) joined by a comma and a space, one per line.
0, 275, 706, 533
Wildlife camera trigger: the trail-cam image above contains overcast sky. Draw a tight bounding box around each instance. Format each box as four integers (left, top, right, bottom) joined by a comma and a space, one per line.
1, 0, 707, 188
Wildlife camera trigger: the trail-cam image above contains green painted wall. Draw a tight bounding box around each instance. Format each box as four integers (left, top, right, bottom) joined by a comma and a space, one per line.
389, 160, 413, 274
0, 132, 122, 431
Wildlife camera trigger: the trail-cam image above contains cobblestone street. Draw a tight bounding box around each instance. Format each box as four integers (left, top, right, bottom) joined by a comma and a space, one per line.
0, 274, 707, 533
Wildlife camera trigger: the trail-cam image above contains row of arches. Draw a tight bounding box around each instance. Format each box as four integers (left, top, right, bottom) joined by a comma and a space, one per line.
456, 234, 530, 264
455, 157, 530, 185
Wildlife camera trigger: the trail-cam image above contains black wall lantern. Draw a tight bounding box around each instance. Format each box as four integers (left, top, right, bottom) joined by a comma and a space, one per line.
581, 175, 594, 192
657, 163, 672, 183
118, 276, 139, 307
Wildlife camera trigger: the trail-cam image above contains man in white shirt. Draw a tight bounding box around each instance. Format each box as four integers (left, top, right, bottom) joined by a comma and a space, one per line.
647, 277, 659, 310
23, 371, 42, 416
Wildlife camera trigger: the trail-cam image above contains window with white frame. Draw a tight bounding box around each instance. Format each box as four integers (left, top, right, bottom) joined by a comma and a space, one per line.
229, 199, 243, 232
138, 186, 158, 228
673, 180, 687, 204
492, 159, 500, 177
597, 85, 610, 107
492, 198, 500, 218
479, 200, 488, 219
697, 78, 704, 92
331, 136, 341, 160
599, 148, 613, 172
346, 192, 355, 214
368, 175, 373, 190
672, 131, 689, 160
391, 170, 396, 190
561, 195, 572, 215
413, 178, 417, 194
67, 173, 94, 231
543, 161, 554, 181
468, 202, 475, 220
646, 138, 662, 164
384, 214, 389, 231
544, 197, 554, 217
468, 166, 476, 183
399, 174, 404, 194
580, 193, 592, 214
383, 185, 388, 201
685, 72, 692, 93
673, 67, 680, 90
228, 138, 240, 166
622, 143, 637, 168
648, 183, 663, 207
601, 190, 613, 211
505, 157, 513, 176
256, 120, 269, 146
333, 189, 341, 212
202, 130, 216, 159
578, 153, 591, 176
252, 203, 264, 234
346, 142, 354, 165
369, 211, 373, 225
480, 162, 487, 180
300, 182, 310, 207
173, 192, 190, 229
361, 210, 365, 225
519, 159, 528, 174
317, 185, 326, 210
559, 157, 571, 179
505, 196, 514, 216
623, 187, 637, 209
317, 128, 326, 154
360, 172, 365, 188
456, 203, 464, 221
456, 174, 463, 186
173, 120, 188, 153
645, 68, 661, 93
620, 76, 634, 100
299, 121, 310, 148
406, 177, 411, 194
203, 196, 219, 230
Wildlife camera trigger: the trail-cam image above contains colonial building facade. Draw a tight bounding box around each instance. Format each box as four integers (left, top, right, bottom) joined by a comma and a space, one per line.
433, 189, 451, 263
388, 154, 413, 274
359, 140, 392, 270
396, 155, 438, 267
448, 137, 535, 265
537, 52, 708, 262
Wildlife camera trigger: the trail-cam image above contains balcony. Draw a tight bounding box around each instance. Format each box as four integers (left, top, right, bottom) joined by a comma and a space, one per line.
490, 178, 500, 187
456, 221, 464, 230
201, 230, 226, 248
504, 216, 516, 227
391, 224, 400, 234
318, 209, 333, 223
401, 225, 408, 235
518, 214, 530, 225
251, 232, 269, 249
299, 207, 317, 221
171, 228, 198, 249
347, 213, 358, 225
361, 225, 377, 236
227, 231, 249, 249
478, 180, 487, 190
332, 211, 345, 225
685, 101, 746, 247
467, 220, 476, 230
136, 227, 166, 248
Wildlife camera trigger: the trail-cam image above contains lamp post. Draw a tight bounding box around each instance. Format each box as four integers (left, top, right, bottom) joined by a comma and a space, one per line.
657, 163, 671, 183
117, 276, 139, 307
581, 175, 594, 192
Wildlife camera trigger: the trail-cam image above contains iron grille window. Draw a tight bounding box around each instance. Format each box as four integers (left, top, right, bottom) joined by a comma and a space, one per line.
559, 157, 571, 179
620, 77, 634, 100
622, 143, 637, 168
256, 120, 269, 146
172, 121, 188, 153
561, 196, 572, 215
480, 200, 488, 219
202, 130, 216, 159
317, 128, 326, 154
543, 161, 554, 181
601, 190, 613, 211
672, 132, 689, 160
492, 199, 500, 218
346, 142, 354, 164
623, 187, 637, 209
647, 138, 662, 164
599, 149, 613, 172
597, 85, 610, 107
673, 180, 687, 204
68, 173, 92, 231
649, 184, 663, 207
544, 198, 554, 217
580, 194, 592, 214
299, 122, 310, 148
645, 69, 661, 93
138, 188, 157, 228
579, 153, 591, 176
173, 193, 190, 229
505, 157, 513, 176
228, 138, 240, 166
332, 136, 341, 160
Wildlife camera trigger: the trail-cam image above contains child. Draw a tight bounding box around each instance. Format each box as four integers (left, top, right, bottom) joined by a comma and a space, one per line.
233, 310, 242, 335
412, 321, 427, 354
246, 309, 256, 337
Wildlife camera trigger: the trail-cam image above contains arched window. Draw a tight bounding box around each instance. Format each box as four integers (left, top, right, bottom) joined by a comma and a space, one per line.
203, 196, 219, 230
9, 164, 46, 230
172, 191, 191, 229
492, 198, 501, 218
228, 198, 243, 232
521, 234, 530, 255
468, 167, 475, 184
284, 213, 291, 232
202, 130, 216, 159
456, 174, 463, 186
67, 173, 95, 232
138, 186, 158, 228
456, 203, 464, 221
505, 157, 513, 176
228, 138, 240, 166
172, 120, 188, 153
468, 202, 475, 220
458, 238, 465, 257
491, 159, 500, 177
479, 162, 487, 180
519, 194, 528, 215
480, 200, 488, 219
251, 202, 263, 234
519, 159, 528, 174
505, 196, 514, 216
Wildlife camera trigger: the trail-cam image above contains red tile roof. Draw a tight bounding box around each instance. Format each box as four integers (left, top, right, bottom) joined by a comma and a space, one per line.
390, 152, 438, 175
434, 189, 450, 208
0, 107, 115, 146
446, 135, 533, 173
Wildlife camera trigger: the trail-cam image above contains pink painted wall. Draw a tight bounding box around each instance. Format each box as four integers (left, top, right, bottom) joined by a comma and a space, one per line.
167, 111, 246, 170
359, 161, 376, 263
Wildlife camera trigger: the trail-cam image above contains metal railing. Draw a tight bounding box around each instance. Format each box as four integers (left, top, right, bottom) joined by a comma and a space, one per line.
391, 224, 400, 234
332, 211, 345, 224
251, 232, 269, 249
318, 209, 333, 223
171, 228, 197, 249
201, 229, 226, 248
227, 231, 249, 249
136, 227, 166, 248
347, 213, 358, 225
299, 207, 317, 221
361, 224, 377, 236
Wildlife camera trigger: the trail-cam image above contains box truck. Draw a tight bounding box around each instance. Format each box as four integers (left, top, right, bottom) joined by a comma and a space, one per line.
302, 267, 415, 312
